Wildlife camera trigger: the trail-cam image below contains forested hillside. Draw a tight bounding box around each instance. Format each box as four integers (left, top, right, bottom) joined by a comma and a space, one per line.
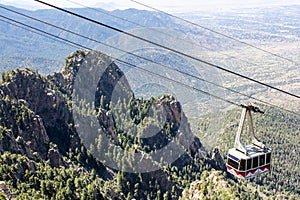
0, 50, 216, 199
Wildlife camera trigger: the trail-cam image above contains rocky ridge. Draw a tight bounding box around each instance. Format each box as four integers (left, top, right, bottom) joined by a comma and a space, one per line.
0, 50, 224, 199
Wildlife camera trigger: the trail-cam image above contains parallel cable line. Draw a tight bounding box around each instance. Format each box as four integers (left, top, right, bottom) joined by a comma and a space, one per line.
1, 5, 299, 116
131, 0, 300, 66
0, 15, 89, 50
0, 18, 79, 49
32, 0, 300, 100
63, 0, 275, 71
2, 14, 300, 124
0, 14, 241, 108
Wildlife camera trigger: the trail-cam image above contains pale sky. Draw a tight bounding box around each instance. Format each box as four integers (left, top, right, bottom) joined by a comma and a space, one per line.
0, 0, 300, 12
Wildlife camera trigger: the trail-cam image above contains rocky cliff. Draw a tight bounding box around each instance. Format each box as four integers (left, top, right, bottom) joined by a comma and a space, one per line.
0, 50, 223, 199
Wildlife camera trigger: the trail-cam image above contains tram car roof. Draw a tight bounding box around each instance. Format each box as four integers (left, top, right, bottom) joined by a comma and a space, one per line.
228, 144, 271, 161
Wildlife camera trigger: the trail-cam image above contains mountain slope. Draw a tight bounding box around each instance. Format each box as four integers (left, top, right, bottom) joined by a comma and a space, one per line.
0, 4, 180, 75
0, 50, 219, 199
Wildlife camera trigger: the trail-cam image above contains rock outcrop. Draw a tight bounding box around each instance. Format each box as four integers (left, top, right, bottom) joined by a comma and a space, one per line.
0, 49, 221, 199
0, 97, 49, 160
0, 68, 79, 157
182, 170, 235, 200
0, 181, 12, 200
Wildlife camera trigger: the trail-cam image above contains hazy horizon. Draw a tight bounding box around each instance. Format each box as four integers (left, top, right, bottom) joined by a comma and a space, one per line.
1, 0, 300, 13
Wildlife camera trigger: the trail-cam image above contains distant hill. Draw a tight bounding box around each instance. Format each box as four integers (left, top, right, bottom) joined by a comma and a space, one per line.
0, 5, 181, 74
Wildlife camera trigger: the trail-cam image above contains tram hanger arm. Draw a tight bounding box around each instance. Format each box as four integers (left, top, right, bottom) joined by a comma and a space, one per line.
235, 104, 266, 154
